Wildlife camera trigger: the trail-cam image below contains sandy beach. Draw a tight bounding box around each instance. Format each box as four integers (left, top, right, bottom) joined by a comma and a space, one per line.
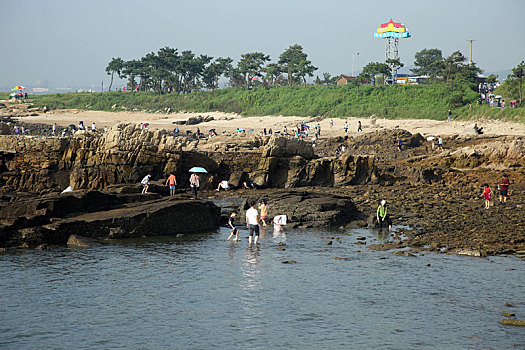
15, 109, 525, 137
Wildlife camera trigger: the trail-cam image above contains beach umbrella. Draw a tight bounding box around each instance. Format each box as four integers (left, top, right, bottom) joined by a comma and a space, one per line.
495, 95, 502, 99
11, 85, 25, 90
188, 167, 208, 173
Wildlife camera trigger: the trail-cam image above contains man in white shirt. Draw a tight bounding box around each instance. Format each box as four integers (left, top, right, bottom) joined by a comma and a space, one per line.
245, 203, 260, 245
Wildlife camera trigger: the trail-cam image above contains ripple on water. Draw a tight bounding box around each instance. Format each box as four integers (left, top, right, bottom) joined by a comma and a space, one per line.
0, 227, 524, 349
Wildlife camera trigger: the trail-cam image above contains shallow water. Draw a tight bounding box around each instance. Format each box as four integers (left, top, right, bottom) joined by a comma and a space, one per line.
1, 227, 524, 349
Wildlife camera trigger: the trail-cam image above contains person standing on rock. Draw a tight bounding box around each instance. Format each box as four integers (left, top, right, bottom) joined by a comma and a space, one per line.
166, 173, 177, 196
481, 183, 492, 209
344, 121, 349, 135
246, 203, 260, 245
189, 173, 200, 199
499, 174, 510, 204
376, 200, 392, 231
397, 137, 403, 152
141, 174, 151, 194
52, 123, 56, 136
437, 136, 443, 151
357, 120, 362, 132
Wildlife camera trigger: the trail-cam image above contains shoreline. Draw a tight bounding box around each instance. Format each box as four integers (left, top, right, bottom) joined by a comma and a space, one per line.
12, 108, 525, 137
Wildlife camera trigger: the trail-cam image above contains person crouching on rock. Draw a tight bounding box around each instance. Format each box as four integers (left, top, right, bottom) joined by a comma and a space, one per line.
377, 200, 392, 231
481, 183, 492, 209
189, 173, 200, 199
227, 212, 239, 241
141, 174, 151, 194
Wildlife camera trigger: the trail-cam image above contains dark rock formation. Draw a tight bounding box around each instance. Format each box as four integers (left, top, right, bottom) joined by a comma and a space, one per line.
238, 189, 363, 228
0, 189, 221, 248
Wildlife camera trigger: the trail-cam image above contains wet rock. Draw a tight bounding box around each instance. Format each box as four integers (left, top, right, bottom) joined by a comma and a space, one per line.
241, 190, 362, 228
0, 190, 221, 248
332, 256, 348, 260
35, 244, 49, 250
356, 236, 366, 240
282, 260, 296, 264
367, 243, 400, 251
325, 240, 333, 245
451, 248, 488, 257
499, 319, 525, 327
504, 313, 515, 317
67, 234, 96, 248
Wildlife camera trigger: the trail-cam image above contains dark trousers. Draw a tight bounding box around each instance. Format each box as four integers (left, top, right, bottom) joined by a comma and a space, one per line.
378, 215, 392, 227
191, 186, 198, 198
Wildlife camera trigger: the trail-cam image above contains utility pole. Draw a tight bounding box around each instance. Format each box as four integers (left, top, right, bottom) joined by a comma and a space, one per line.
467, 40, 476, 66
352, 52, 359, 77
101, 81, 104, 92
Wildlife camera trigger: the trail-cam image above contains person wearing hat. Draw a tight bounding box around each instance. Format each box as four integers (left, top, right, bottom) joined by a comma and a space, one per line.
376, 200, 392, 231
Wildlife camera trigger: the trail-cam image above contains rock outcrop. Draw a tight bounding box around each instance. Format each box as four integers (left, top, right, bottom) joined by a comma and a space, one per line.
0, 190, 221, 248
0, 125, 378, 193
238, 189, 363, 228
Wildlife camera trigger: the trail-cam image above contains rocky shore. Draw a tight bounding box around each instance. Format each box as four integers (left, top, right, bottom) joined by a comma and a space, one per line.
1, 109, 524, 256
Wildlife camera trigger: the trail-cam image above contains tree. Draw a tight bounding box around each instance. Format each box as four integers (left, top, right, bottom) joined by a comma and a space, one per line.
121, 59, 141, 91
297, 59, 317, 86
512, 61, 525, 105
486, 74, 498, 84
361, 62, 390, 87
202, 57, 233, 90
386, 58, 404, 83
412, 48, 444, 78
442, 51, 482, 85
237, 52, 270, 88
263, 63, 282, 87
105, 57, 125, 91
278, 44, 315, 86
321, 72, 336, 85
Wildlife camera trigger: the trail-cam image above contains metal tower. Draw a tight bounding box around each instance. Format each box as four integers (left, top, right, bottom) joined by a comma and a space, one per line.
374, 19, 411, 82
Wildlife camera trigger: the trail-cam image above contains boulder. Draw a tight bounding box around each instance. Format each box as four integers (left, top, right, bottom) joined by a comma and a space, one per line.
186, 115, 204, 125
67, 234, 96, 248
262, 135, 315, 159
240, 190, 362, 228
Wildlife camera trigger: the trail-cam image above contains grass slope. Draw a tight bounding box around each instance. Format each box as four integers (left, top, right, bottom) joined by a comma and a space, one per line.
2, 84, 524, 122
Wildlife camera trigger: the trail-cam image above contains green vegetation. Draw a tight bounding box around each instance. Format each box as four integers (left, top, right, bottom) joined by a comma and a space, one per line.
18, 83, 519, 122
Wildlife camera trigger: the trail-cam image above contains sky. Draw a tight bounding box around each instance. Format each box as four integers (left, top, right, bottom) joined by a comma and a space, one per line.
0, 0, 523, 90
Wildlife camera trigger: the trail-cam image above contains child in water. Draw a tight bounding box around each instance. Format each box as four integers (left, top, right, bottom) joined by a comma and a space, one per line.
481, 183, 492, 209
258, 200, 268, 226
226, 212, 239, 241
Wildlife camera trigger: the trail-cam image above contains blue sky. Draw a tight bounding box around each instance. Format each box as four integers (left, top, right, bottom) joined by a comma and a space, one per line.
0, 0, 523, 89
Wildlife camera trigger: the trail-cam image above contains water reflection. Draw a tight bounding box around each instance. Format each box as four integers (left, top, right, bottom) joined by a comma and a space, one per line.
0, 227, 523, 349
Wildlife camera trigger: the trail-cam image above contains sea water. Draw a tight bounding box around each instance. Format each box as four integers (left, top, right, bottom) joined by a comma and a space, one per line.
0, 227, 524, 349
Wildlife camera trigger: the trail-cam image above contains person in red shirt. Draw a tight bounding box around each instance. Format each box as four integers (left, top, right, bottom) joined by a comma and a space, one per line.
165, 173, 177, 196
499, 174, 510, 204
481, 183, 492, 210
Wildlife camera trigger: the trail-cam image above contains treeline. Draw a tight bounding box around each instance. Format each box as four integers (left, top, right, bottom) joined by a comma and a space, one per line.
105, 44, 317, 94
